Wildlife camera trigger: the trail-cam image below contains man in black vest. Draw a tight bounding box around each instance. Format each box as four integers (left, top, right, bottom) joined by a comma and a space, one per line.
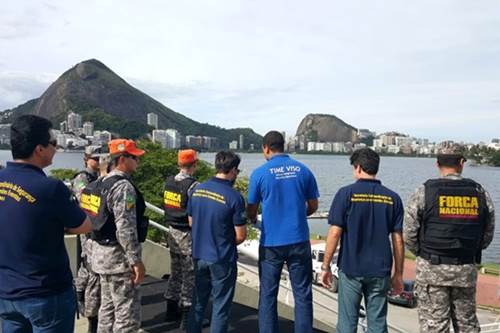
72, 145, 103, 333
88, 139, 147, 333
404, 147, 495, 332
163, 149, 199, 325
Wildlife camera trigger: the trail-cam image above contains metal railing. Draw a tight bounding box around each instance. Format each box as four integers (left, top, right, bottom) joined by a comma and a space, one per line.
144, 201, 411, 333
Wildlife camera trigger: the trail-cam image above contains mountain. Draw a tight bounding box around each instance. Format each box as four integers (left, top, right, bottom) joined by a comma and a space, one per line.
0, 59, 262, 147
295, 113, 358, 142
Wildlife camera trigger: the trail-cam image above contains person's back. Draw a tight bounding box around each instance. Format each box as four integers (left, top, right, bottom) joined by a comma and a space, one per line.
333, 180, 402, 277
320, 148, 404, 333
188, 151, 247, 333
250, 154, 317, 246
247, 131, 319, 333
0, 115, 91, 333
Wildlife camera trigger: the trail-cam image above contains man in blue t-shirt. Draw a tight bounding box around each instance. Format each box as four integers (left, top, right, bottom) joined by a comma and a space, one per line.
187, 151, 247, 333
247, 131, 319, 333
320, 148, 404, 333
0, 115, 92, 333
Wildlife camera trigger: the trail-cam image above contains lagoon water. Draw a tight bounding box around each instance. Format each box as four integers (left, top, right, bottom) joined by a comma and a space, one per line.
1, 150, 499, 263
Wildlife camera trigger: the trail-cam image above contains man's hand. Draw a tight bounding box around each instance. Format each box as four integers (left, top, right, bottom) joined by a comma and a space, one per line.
390, 273, 404, 295
131, 262, 145, 286
320, 270, 332, 289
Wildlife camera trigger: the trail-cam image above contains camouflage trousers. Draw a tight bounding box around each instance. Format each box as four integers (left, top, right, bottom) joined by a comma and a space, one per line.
164, 251, 194, 307
74, 263, 101, 318
415, 283, 480, 333
164, 228, 194, 307
98, 272, 141, 333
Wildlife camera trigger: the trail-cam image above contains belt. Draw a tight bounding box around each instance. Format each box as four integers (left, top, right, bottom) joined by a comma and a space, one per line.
419, 252, 475, 265
94, 239, 118, 246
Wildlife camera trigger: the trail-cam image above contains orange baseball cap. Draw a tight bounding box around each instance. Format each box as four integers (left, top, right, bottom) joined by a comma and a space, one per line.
108, 139, 145, 157
178, 149, 197, 165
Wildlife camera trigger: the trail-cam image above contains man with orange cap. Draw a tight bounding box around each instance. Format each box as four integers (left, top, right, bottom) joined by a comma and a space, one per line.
163, 149, 199, 326
87, 139, 149, 333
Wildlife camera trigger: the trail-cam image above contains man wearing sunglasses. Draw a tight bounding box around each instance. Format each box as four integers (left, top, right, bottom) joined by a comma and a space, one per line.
0, 115, 92, 333
87, 139, 147, 333
72, 144, 103, 333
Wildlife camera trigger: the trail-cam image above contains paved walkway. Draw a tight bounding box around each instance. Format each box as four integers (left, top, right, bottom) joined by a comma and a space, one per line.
403, 259, 500, 309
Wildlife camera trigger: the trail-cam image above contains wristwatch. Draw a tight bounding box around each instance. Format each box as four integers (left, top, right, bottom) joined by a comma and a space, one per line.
321, 264, 331, 272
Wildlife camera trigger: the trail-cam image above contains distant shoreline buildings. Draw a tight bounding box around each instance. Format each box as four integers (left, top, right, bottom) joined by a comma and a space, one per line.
0, 112, 498, 156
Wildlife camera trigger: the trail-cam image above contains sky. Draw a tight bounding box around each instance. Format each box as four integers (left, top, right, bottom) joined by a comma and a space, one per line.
1, 0, 499, 142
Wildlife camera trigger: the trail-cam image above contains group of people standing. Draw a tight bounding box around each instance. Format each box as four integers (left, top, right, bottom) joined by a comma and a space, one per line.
0, 115, 496, 333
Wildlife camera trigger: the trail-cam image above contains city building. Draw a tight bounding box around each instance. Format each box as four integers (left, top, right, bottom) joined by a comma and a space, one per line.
60, 120, 68, 133
152, 129, 168, 148
147, 113, 159, 129
166, 129, 181, 149
239, 134, 244, 150
0, 124, 11, 145
93, 130, 112, 144
229, 140, 238, 150
67, 112, 82, 131
83, 122, 94, 137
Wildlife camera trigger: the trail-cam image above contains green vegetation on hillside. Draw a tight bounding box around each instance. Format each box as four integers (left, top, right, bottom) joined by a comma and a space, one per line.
467, 146, 500, 167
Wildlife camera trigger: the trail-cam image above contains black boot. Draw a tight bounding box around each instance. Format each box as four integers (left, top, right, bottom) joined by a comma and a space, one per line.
87, 316, 98, 333
180, 307, 190, 331
165, 299, 180, 322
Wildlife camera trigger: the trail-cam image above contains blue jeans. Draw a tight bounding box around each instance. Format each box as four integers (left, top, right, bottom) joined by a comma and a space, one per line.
188, 259, 237, 333
258, 241, 313, 333
0, 287, 76, 333
337, 271, 390, 333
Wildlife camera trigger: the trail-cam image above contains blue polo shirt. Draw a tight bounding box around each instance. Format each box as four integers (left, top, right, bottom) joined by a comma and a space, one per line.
0, 162, 86, 299
188, 177, 246, 263
329, 178, 403, 278
248, 154, 319, 247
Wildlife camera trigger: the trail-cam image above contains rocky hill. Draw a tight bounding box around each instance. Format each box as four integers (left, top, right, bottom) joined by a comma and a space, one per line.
295, 113, 358, 142
0, 59, 262, 146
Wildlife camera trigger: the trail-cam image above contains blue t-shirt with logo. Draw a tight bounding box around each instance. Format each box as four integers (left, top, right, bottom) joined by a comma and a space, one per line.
247, 154, 320, 247
329, 178, 403, 278
188, 177, 246, 263
0, 162, 86, 299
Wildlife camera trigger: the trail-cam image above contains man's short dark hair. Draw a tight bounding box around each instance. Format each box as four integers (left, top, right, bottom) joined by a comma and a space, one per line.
437, 154, 465, 168
10, 115, 53, 159
215, 151, 241, 174
263, 131, 285, 152
350, 148, 380, 175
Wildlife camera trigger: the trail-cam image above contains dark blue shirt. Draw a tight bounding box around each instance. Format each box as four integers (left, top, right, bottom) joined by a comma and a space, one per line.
248, 154, 319, 246
188, 177, 246, 263
0, 162, 86, 299
329, 179, 403, 278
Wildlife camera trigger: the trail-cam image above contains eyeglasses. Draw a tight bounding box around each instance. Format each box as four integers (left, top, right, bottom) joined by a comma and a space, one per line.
48, 139, 57, 147
124, 154, 138, 161
90, 157, 100, 162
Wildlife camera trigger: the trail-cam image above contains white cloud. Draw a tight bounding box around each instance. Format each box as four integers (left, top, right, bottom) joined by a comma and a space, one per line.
1, 0, 499, 141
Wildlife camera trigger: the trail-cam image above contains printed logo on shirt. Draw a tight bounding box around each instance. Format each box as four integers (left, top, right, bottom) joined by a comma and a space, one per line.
0, 181, 37, 204
269, 165, 301, 180
192, 189, 226, 204
164, 190, 181, 209
351, 193, 393, 205
438, 195, 479, 219
80, 193, 101, 216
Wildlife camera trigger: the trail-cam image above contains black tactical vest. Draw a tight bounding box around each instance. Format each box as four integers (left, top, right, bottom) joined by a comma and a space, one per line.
420, 178, 487, 264
163, 176, 196, 229
73, 170, 98, 184
80, 175, 149, 244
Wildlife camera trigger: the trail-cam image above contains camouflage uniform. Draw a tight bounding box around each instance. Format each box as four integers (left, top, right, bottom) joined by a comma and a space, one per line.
91, 169, 142, 333
72, 168, 101, 318
164, 171, 197, 308
404, 174, 495, 333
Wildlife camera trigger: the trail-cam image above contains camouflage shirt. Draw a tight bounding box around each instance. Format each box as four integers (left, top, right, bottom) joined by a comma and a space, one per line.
71, 167, 98, 260
404, 173, 496, 287
91, 169, 142, 275
71, 168, 98, 201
